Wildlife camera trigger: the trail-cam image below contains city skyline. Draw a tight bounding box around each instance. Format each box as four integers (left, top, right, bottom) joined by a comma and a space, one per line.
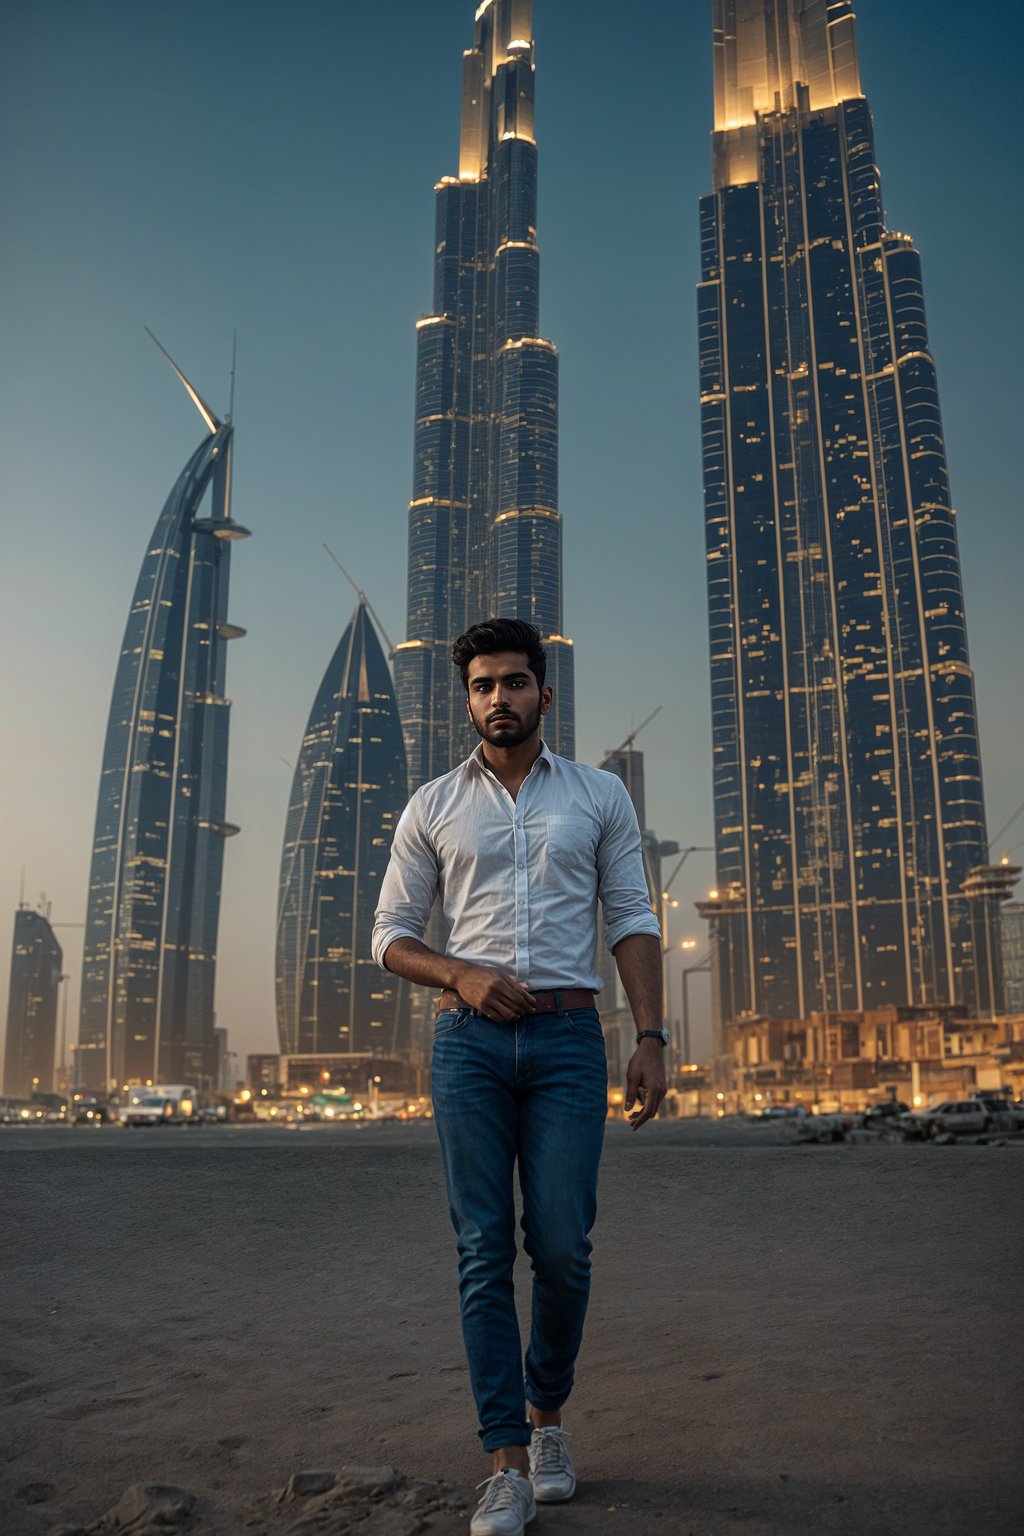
1, 1, 1021, 1066
699, 0, 997, 1033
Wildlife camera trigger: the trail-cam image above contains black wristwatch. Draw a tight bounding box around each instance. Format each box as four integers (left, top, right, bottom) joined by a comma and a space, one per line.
636, 1029, 670, 1047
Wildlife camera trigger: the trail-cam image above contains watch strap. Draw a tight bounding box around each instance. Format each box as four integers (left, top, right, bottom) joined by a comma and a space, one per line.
636, 1029, 669, 1046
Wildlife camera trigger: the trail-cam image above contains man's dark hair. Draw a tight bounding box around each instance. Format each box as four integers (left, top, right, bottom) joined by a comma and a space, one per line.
452, 618, 547, 692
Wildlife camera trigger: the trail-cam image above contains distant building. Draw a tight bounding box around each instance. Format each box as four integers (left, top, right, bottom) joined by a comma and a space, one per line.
79, 343, 247, 1092
726, 1003, 1024, 1109
1002, 904, 1024, 1015
276, 602, 408, 1061
596, 749, 657, 1012
600, 749, 647, 835
246, 1054, 280, 1094
213, 1026, 238, 1093
3, 909, 62, 1099
394, 0, 574, 791
280, 1054, 420, 1098
699, 0, 993, 1024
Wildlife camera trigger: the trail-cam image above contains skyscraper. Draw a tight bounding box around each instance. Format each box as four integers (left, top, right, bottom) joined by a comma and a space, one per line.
276, 601, 408, 1060
394, 0, 574, 794
698, 0, 991, 1028
79, 342, 247, 1091
3, 908, 62, 1099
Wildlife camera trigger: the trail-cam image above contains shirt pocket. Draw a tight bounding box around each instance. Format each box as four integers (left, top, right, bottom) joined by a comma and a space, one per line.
545, 814, 596, 870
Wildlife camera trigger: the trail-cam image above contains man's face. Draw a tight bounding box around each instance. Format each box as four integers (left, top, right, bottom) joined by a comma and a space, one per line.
465, 651, 552, 748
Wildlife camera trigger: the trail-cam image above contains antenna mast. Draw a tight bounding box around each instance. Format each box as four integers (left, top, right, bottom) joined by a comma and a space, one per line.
322, 543, 396, 657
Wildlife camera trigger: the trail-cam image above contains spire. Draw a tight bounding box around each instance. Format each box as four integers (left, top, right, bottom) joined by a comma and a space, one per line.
460, 0, 536, 180
144, 327, 221, 435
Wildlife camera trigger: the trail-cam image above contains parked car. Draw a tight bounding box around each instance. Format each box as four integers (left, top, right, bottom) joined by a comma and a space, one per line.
972, 1095, 1024, 1132
899, 1100, 991, 1138
121, 1095, 176, 1126
72, 1100, 115, 1125
858, 1100, 909, 1128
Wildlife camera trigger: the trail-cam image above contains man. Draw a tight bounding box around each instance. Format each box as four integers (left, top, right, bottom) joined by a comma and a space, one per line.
372, 618, 665, 1535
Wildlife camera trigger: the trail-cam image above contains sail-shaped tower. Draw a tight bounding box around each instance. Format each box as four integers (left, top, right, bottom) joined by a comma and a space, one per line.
276, 602, 408, 1061
78, 341, 247, 1091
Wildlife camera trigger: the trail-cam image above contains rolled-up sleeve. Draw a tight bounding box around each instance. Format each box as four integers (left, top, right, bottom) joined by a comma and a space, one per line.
597, 777, 662, 952
371, 794, 440, 970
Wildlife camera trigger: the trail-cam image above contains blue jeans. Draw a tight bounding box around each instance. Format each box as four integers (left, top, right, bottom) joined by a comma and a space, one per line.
431, 1002, 608, 1451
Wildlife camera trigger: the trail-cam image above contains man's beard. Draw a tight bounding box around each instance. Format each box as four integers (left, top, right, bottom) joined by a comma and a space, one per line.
471, 701, 542, 748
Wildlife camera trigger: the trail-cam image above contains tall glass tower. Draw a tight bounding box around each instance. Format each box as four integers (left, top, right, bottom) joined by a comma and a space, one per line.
394, 0, 574, 793
79, 342, 247, 1091
276, 601, 408, 1061
3, 908, 62, 1099
698, 0, 991, 1029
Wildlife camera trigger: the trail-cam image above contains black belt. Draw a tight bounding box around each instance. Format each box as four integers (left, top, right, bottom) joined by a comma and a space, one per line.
436, 987, 596, 1016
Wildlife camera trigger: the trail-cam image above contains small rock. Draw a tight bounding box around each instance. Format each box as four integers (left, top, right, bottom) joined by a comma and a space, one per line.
18, 1481, 55, 1504
284, 1471, 338, 1499
97, 1483, 196, 1531
333, 1467, 401, 1497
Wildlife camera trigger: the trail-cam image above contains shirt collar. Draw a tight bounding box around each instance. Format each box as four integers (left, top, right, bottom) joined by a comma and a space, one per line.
467, 739, 554, 776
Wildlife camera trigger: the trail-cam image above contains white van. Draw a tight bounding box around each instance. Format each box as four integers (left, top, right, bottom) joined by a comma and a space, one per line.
120, 1085, 198, 1126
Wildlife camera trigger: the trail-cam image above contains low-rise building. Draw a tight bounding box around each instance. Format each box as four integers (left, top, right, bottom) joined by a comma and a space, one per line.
725, 1005, 1024, 1110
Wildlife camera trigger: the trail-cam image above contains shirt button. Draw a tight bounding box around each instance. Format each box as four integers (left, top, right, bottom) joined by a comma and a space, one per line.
517, 862, 524, 869
518, 899, 525, 906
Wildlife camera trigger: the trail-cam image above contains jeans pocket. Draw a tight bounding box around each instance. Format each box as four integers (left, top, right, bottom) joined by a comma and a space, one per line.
565, 1008, 605, 1042
433, 1006, 472, 1037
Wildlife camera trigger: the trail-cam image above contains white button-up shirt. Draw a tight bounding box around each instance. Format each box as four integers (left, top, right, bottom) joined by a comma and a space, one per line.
372, 742, 661, 991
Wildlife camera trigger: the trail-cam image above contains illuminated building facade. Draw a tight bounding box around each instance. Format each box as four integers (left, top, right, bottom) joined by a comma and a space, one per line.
79, 343, 247, 1091
1002, 904, 1024, 1016
3, 908, 62, 1099
276, 602, 408, 1060
394, 0, 574, 792
699, 0, 992, 1025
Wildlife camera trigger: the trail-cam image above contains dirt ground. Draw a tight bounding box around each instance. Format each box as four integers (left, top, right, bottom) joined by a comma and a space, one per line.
2, 1118, 1021, 1535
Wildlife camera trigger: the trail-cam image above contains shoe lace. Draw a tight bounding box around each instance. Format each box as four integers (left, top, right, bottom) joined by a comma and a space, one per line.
475, 1471, 529, 1513
533, 1427, 570, 1473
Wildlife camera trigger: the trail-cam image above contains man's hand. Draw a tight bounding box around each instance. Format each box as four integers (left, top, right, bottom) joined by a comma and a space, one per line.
452, 963, 537, 1022
624, 1040, 668, 1131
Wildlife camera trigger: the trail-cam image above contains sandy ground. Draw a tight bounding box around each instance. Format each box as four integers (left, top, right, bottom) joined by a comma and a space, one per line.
2, 1118, 1022, 1535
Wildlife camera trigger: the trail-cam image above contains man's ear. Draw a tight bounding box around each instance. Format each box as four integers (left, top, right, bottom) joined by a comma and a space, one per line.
540, 686, 553, 715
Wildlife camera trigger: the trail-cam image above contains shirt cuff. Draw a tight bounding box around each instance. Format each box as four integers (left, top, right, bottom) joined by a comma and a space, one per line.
603, 911, 662, 952
371, 922, 426, 972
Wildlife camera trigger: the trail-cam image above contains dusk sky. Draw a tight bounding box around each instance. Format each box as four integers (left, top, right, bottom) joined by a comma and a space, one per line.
2, 0, 1021, 1065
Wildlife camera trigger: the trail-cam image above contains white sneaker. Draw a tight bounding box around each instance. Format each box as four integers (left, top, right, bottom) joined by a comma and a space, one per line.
470, 1469, 537, 1536
528, 1425, 576, 1503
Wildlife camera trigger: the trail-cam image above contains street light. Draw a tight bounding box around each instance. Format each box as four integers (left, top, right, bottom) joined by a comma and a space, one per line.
681, 947, 712, 1064
658, 846, 713, 1036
